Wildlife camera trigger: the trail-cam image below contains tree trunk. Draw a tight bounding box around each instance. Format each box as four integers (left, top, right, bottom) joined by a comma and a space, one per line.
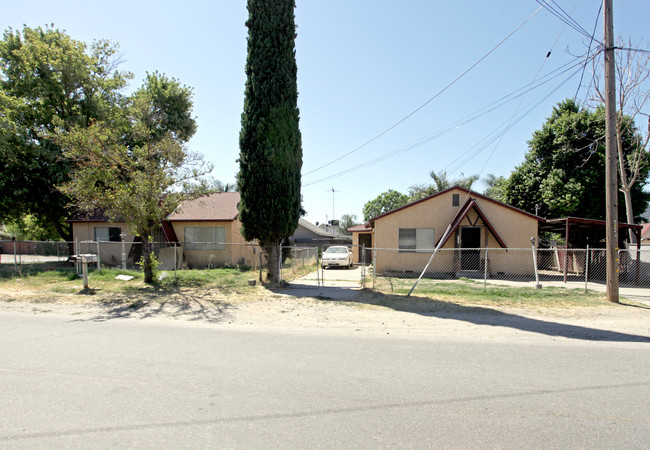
142, 235, 154, 283
266, 240, 281, 283
620, 192, 636, 243
617, 126, 637, 244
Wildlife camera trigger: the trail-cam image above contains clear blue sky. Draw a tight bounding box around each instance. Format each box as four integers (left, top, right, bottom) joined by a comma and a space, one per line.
2, 1, 649, 225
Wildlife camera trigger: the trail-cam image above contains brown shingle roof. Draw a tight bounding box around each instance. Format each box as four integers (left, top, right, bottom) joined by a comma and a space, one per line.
167, 192, 240, 222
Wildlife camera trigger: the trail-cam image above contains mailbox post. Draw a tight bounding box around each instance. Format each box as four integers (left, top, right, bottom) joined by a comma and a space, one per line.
70, 254, 98, 289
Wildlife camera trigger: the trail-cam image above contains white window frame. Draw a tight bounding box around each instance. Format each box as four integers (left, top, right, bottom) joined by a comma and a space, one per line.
184, 227, 226, 250
399, 228, 435, 252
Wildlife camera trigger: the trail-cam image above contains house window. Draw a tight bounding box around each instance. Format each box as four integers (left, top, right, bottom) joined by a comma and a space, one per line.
184, 227, 226, 250
399, 228, 434, 252
94, 227, 122, 242
452, 194, 460, 206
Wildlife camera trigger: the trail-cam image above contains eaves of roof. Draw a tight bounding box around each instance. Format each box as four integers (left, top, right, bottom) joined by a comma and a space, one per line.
436, 198, 508, 248
368, 186, 543, 225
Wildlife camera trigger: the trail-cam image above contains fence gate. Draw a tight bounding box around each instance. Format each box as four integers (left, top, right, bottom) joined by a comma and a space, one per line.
280, 245, 366, 289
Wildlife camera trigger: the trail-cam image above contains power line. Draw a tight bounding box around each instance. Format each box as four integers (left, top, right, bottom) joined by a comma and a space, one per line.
535, 0, 598, 42
302, 2, 550, 177
464, 0, 584, 198
574, 2, 603, 101
303, 52, 594, 187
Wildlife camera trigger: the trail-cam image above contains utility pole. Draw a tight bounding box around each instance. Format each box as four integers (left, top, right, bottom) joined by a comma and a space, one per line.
604, 0, 619, 303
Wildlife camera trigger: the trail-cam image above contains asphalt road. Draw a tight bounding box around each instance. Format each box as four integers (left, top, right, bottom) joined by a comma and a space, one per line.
1, 309, 648, 449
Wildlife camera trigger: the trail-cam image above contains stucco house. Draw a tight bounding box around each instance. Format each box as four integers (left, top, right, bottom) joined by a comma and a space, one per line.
69, 192, 336, 269
69, 192, 259, 269
166, 192, 257, 268
354, 186, 544, 278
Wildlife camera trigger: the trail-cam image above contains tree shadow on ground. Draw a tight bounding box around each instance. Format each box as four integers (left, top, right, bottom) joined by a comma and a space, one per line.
72, 285, 235, 324
282, 285, 650, 343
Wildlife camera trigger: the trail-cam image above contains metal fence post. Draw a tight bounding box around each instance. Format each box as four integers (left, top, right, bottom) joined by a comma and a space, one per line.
585, 245, 590, 292
531, 238, 541, 289
75, 238, 80, 274
174, 242, 177, 278
120, 234, 126, 270
372, 246, 377, 290
361, 244, 365, 288
96, 241, 101, 271
12, 237, 17, 273
483, 246, 488, 289
278, 243, 283, 284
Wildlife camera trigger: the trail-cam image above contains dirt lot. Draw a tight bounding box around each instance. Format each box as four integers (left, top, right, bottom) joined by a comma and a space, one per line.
1, 283, 649, 343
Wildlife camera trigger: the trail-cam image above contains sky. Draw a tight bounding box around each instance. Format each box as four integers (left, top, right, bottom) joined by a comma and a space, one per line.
2, 1, 649, 226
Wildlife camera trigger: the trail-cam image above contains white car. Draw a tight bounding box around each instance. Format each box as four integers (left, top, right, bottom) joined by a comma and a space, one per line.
322, 246, 353, 269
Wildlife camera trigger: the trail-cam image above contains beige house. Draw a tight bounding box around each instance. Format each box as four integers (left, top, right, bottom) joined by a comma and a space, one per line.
70, 192, 260, 269
68, 212, 137, 267
166, 192, 258, 268
358, 186, 543, 278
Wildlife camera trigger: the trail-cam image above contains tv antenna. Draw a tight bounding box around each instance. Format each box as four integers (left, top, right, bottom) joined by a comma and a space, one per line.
328, 187, 342, 223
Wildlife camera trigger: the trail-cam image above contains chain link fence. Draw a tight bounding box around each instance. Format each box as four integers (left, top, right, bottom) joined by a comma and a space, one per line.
280, 245, 368, 288
0, 239, 267, 278
3, 239, 649, 300
367, 246, 650, 301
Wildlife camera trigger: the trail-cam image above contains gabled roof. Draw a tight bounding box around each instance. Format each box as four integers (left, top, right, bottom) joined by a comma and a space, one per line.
68, 209, 118, 223
369, 186, 544, 225
437, 198, 508, 248
298, 218, 334, 237
167, 192, 240, 222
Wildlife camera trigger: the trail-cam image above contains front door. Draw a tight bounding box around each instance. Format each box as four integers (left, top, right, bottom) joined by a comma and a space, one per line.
358, 234, 372, 265
460, 227, 481, 271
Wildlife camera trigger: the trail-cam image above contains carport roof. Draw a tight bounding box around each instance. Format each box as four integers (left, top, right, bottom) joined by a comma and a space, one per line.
539, 217, 642, 246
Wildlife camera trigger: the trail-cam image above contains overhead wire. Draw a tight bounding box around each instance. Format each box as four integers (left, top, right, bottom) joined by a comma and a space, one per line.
304, 47, 598, 188
466, 0, 583, 192
421, 0, 589, 198
535, 0, 597, 42
303, 51, 596, 188
302, 1, 552, 177
574, 2, 603, 102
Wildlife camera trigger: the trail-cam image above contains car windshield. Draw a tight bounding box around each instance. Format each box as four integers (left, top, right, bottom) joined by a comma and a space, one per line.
325, 247, 347, 254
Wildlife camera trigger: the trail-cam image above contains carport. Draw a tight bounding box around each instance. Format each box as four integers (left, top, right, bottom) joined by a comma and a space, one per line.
539, 217, 642, 283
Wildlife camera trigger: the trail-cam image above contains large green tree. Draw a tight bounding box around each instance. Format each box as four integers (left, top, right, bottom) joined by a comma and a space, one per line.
504, 99, 649, 221
362, 190, 409, 221
238, 0, 303, 282
0, 25, 130, 240
59, 73, 211, 283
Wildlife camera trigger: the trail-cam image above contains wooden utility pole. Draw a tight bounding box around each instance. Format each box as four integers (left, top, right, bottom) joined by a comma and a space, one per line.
604, 0, 619, 303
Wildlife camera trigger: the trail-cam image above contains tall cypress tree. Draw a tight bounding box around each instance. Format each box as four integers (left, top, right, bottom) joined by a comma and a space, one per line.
238, 0, 303, 282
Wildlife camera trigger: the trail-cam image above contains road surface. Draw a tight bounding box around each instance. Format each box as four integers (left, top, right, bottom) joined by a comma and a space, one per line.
0, 306, 648, 448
